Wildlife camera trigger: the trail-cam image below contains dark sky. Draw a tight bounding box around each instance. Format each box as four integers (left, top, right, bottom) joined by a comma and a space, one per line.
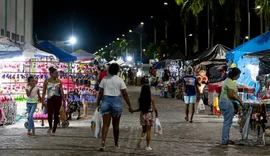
33, 0, 173, 53
33, 0, 261, 54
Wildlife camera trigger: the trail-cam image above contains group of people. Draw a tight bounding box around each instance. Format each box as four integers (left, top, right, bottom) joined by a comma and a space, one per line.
25, 63, 158, 151
26, 67, 64, 136
25, 62, 242, 151
96, 63, 158, 151
181, 66, 243, 145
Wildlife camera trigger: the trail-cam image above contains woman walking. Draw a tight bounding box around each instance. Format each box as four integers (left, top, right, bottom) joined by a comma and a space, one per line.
219, 67, 242, 145
42, 67, 64, 136
97, 63, 133, 151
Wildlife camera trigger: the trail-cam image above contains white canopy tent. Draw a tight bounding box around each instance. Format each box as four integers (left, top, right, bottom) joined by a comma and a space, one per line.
22, 43, 58, 59
0, 37, 22, 59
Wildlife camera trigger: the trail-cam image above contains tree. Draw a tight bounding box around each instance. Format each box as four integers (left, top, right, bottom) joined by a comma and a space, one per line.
255, 0, 270, 33
234, 0, 241, 47
207, 0, 225, 47
176, 0, 205, 52
144, 40, 171, 59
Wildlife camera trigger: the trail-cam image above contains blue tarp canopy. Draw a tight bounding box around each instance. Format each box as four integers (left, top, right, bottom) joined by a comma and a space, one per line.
226, 31, 270, 91
37, 41, 77, 62
0, 37, 22, 59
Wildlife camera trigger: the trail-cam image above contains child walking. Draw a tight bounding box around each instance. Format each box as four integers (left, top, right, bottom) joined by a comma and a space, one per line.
25, 76, 41, 135
132, 85, 158, 151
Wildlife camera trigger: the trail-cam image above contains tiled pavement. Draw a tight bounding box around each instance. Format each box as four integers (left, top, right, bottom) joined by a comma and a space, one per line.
0, 86, 269, 156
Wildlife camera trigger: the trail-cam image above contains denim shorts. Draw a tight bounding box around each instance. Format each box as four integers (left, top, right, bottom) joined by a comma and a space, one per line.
100, 96, 123, 115
184, 95, 196, 104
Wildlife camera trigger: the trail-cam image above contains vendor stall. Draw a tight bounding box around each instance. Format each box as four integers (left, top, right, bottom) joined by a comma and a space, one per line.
208, 82, 255, 116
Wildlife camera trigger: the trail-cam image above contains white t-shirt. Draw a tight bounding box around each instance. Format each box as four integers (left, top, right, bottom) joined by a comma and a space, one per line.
99, 75, 127, 96
26, 85, 39, 103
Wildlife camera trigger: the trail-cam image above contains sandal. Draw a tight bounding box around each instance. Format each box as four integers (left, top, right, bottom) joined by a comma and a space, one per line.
114, 145, 121, 149
185, 117, 189, 121
227, 140, 235, 145
100, 141, 105, 151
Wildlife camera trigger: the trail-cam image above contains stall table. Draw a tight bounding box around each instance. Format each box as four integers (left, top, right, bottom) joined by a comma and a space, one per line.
239, 101, 270, 146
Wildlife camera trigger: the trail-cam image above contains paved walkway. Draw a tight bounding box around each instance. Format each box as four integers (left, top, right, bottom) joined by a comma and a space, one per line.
0, 86, 269, 156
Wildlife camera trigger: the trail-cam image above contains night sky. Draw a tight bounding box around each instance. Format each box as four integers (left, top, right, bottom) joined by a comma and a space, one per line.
33, 0, 262, 54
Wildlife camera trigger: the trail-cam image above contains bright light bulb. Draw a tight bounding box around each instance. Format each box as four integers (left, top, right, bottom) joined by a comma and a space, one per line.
129, 30, 132, 33
69, 37, 76, 44
127, 56, 132, 61
140, 22, 144, 25
256, 6, 261, 9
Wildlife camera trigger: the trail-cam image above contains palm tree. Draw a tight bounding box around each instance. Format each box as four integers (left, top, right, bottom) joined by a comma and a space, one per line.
234, 0, 241, 47
176, 0, 204, 53
207, 0, 225, 47
175, 0, 225, 51
254, 0, 270, 33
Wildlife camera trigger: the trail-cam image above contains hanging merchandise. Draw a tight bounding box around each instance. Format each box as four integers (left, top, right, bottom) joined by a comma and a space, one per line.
0, 95, 17, 125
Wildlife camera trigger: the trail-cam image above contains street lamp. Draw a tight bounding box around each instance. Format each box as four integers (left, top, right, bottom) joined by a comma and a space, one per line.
164, 2, 168, 6
256, 5, 261, 9
127, 56, 132, 61
69, 36, 76, 45
117, 38, 120, 40
245, 36, 249, 39
122, 34, 125, 37
105, 45, 108, 47
101, 48, 103, 50
189, 34, 193, 37
69, 36, 76, 52
141, 22, 156, 43
129, 30, 143, 64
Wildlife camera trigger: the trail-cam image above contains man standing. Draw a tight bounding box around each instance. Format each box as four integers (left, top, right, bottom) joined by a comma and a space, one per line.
182, 66, 200, 123
98, 65, 108, 84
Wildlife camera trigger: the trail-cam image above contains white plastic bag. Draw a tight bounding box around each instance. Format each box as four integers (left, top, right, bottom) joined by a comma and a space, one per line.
90, 108, 102, 138
154, 118, 162, 135
197, 98, 205, 113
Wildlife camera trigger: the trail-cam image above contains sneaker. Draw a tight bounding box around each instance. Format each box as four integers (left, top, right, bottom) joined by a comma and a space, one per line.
146, 147, 152, 151
137, 138, 143, 148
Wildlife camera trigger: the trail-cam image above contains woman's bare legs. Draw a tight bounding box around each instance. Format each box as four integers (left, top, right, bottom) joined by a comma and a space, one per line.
112, 114, 121, 147
100, 114, 111, 150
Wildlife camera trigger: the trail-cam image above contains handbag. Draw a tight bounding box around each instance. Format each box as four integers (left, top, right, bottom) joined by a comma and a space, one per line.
59, 108, 66, 120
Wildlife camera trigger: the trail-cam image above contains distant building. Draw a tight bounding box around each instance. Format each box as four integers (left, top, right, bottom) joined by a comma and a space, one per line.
0, 0, 33, 43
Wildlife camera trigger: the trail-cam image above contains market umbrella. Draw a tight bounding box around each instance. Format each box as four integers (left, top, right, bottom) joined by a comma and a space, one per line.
71, 50, 95, 61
